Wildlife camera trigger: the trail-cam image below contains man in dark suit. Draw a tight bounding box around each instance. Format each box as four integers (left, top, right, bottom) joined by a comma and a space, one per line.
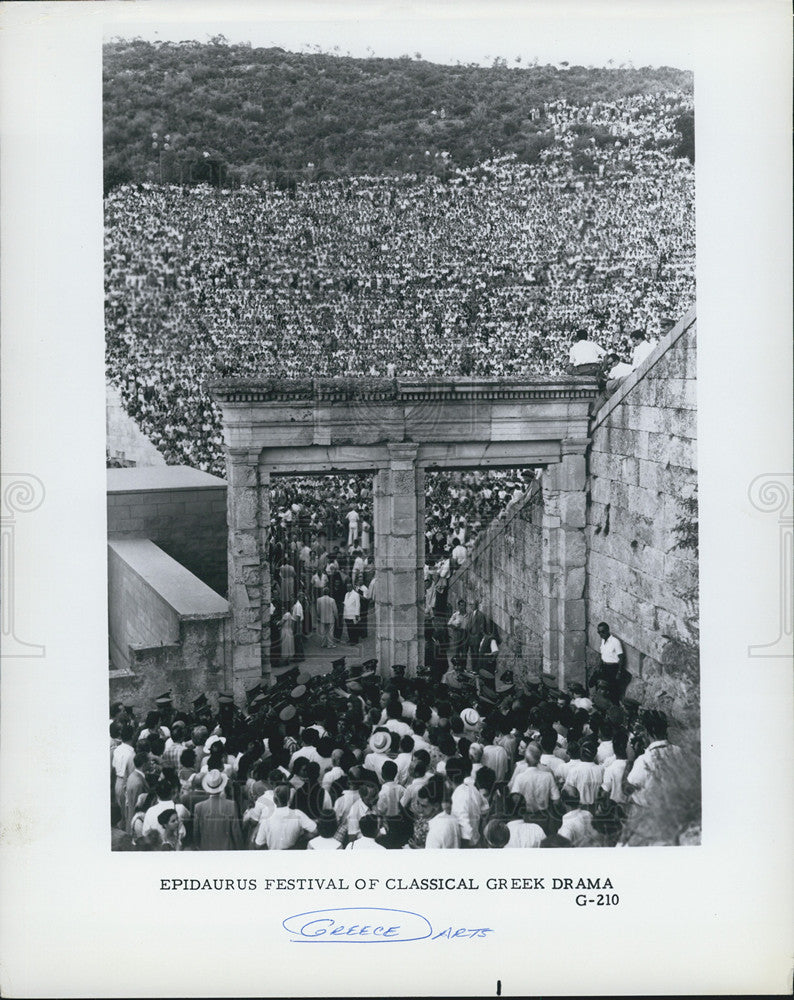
465, 600, 487, 675
193, 770, 243, 851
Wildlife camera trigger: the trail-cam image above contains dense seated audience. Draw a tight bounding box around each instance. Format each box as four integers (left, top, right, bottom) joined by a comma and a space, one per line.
105, 92, 694, 476
110, 656, 696, 851
108, 90, 697, 851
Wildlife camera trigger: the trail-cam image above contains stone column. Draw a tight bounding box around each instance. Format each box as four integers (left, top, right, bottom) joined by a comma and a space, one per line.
373, 443, 425, 679
541, 439, 588, 689
226, 448, 270, 697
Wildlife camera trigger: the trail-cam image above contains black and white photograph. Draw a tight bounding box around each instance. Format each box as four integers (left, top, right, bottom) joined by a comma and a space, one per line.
104, 26, 700, 856
1, 1, 791, 996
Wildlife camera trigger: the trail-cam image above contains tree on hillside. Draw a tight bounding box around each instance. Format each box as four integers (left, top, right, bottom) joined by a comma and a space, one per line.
103, 38, 694, 190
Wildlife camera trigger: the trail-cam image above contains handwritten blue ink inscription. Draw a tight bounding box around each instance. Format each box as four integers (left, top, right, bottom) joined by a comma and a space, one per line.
283, 907, 493, 943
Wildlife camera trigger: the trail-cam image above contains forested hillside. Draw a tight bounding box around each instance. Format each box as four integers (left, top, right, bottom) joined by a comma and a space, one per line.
103, 37, 693, 191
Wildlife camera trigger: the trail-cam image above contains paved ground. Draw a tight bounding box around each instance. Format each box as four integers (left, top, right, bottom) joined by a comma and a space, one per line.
271, 626, 376, 683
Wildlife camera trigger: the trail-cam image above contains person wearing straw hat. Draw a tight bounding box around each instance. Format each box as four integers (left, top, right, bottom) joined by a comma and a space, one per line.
363, 729, 392, 782
193, 769, 243, 851
460, 707, 481, 740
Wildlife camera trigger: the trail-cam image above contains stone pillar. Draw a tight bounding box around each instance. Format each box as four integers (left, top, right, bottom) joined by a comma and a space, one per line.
373, 443, 425, 679
226, 448, 270, 697
541, 439, 588, 689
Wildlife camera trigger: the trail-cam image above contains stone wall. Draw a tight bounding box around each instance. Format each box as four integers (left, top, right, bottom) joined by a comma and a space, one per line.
447, 482, 545, 684
108, 537, 232, 708
109, 618, 232, 711
107, 466, 228, 597
108, 540, 179, 670
586, 309, 698, 723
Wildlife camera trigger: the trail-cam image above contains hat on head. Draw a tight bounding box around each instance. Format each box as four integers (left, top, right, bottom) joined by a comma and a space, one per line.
192, 694, 209, 710
155, 691, 172, 706
245, 684, 262, 706
480, 685, 497, 702
290, 685, 307, 701
218, 692, 234, 706
251, 693, 267, 710
331, 657, 347, 672
478, 668, 494, 682
201, 769, 228, 795
460, 708, 480, 728
296, 671, 312, 687
279, 705, 296, 723
370, 730, 391, 754
204, 735, 226, 754
622, 696, 641, 710
347, 681, 363, 694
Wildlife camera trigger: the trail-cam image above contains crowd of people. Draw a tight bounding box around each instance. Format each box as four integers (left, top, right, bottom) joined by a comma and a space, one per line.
264, 467, 537, 639
110, 631, 697, 852
105, 91, 695, 476
107, 90, 698, 850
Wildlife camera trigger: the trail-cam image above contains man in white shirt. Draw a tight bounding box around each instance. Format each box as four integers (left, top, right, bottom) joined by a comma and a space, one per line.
255, 784, 316, 849
142, 775, 187, 837
558, 787, 598, 846
291, 595, 305, 660
400, 760, 430, 817
600, 730, 630, 807
605, 352, 633, 381
342, 582, 361, 645
568, 329, 605, 374
351, 550, 365, 586
596, 621, 627, 703
345, 781, 379, 842
506, 806, 546, 848
345, 813, 385, 850
563, 742, 604, 806
481, 730, 510, 784
447, 758, 486, 847
624, 710, 681, 809
346, 508, 359, 547
630, 329, 656, 369
512, 744, 560, 816
321, 749, 346, 791
425, 806, 461, 849
112, 727, 136, 809
450, 537, 468, 568
307, 812, 342, 850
